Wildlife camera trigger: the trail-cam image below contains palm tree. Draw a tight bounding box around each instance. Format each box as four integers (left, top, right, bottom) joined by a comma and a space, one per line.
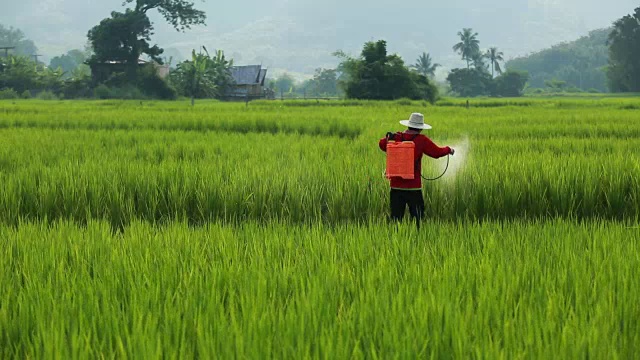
452, 28, 480, 69
471, 52, 487, 73
484, 47, 504, 77
412, 52, 440, 78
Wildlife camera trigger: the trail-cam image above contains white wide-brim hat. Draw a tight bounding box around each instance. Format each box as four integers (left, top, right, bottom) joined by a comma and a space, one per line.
399, 113, 432, 130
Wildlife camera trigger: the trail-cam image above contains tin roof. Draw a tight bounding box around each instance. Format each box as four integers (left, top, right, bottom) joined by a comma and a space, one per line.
230, 65, 266, 85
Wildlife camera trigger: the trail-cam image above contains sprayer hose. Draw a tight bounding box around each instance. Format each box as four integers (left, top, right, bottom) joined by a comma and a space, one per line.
421, 154, 450, 181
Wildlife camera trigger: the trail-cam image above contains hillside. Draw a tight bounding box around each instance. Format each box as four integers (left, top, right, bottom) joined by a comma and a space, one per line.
506, 29, 610, 92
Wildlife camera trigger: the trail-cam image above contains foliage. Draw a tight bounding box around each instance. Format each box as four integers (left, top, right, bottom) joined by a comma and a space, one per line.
492, 70, 530, 97
0, 88, 19, 99
137, 64, 177, 100
412, 52, 440, 78
123, 0, 206, 31
506, 29, 610, 92
470, 51, 488, 73
87, 0, 206, 83
312, 68, 339, 96
274, 73, 295, 95
0, 24, 37, 57
453, 28, 480, 69
0, 55, 63, 94
87, 9, 163, 79
36, 90, 59, 100
446, 68, 492, 97
292, 68, 343, 98
484, 47, 504, 77
60, 77, 93, 99
169, 47, 232, 102
335, 40, 438, 102
607, 7, 640, 92
93, 84, 146, 99
446, 68, 528, 98
49, 49, 91, 79
0, 55, 38, 93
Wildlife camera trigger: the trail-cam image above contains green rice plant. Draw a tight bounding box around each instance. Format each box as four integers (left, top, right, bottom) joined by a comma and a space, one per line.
0, 220, 638, 358
1, 98, 639, 225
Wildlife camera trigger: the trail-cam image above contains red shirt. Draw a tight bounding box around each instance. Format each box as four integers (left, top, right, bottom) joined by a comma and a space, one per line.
379, 131, 451, 189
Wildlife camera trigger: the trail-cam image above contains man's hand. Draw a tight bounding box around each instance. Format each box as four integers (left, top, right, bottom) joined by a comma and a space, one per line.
386, 132, 395, 140
449, 148, 455, 156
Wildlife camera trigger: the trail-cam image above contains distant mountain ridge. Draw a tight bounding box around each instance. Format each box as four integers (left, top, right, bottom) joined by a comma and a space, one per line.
506, 29, 610, 92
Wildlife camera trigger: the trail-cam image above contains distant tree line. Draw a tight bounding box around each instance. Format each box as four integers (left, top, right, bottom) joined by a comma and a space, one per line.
266, 68, 342, 99
2, 6, 640, 100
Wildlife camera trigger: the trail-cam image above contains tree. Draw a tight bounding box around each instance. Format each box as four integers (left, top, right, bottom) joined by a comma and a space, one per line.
493, 70, 529, 97
0, 24, 37, 57
312, 68, 338, 96
453, 28, 480, 69
484, 47, 504, 77
412, 52, 440, 78
169, 47, 233, 104
334, 40, 438, 102
607, 7, 640, 92
446, 68, 492, 97
470, 52, 488, 73
274, 73, 295, 95
0, 55, 63, 94
87, 0, 206, 82
544, 78, 567, 91
123, 0, 206, 31
49, 49, 90, 79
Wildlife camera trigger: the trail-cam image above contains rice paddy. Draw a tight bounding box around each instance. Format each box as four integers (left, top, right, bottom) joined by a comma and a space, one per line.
0, 98, 639, 358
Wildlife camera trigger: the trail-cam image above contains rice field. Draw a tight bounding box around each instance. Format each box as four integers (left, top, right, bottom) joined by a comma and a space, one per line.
1, 98, 639, 358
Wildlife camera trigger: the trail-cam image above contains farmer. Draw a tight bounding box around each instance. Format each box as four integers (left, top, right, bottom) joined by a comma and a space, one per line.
379, 113, 454, 228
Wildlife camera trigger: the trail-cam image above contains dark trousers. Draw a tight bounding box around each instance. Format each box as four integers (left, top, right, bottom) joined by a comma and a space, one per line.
390, 189, 425, 229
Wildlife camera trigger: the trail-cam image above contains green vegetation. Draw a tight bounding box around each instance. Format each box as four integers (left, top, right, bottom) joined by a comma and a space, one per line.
0, 97, 639, 357
1, 99, 639, 227
506, 29, 610, 92
168, 47, 233, 105
335, 40, 439, 102
447, 28, 528, 98
87, 0, 206, 77
1, 219, 638, 358
607, 7, 640, 92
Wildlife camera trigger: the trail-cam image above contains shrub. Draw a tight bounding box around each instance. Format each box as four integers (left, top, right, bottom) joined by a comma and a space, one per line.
395, 98, 413, 106
492, 70, 530, 97
0, 88, 19, 99
21, 90, 32, 99
94, 84, 113, 99
137, 64, 177, 100
37, 90, 59, 100
447, 68, 492, 97
94, 85, 146, 100
62, 77, 93, 99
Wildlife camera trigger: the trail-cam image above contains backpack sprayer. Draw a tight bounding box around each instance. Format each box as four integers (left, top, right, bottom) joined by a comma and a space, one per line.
384, 132, 450, 181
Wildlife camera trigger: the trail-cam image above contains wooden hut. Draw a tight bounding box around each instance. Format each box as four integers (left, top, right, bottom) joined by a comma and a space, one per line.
224, 65, 270, 100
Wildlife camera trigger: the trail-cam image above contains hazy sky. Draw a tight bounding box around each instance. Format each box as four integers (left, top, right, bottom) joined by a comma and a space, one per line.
0, 0, 636, 78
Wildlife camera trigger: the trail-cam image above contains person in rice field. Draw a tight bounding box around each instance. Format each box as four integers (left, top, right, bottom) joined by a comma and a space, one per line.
379, 113, 454, 229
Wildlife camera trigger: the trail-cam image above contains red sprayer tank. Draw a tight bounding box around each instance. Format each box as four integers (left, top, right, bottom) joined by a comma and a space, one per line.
386, 141, 415, 179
